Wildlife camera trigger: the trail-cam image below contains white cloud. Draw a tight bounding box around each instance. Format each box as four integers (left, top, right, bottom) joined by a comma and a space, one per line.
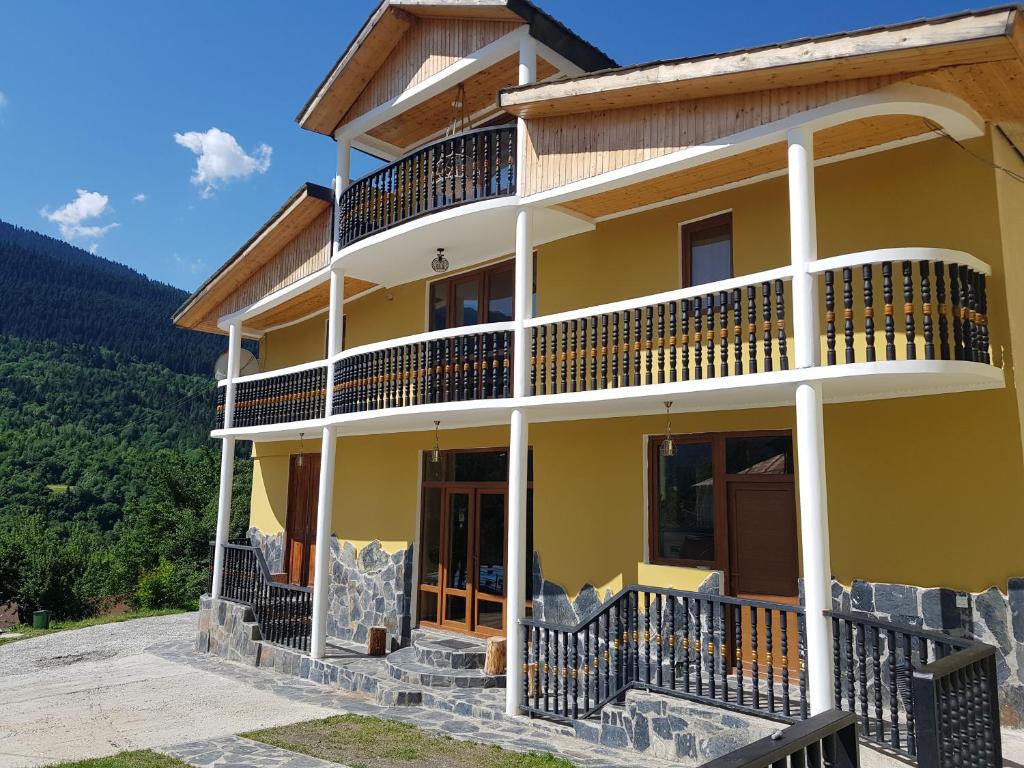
40, 189, 119, 240
173, 128, 271, 197
133, 193, 147, 203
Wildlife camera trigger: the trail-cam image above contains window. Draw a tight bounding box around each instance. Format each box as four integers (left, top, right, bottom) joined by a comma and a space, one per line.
428, 258, 536, 331
681, 213, 732, 288
648, 431, 793, 567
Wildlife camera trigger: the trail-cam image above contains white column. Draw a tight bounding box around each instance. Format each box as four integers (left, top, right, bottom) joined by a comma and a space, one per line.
324, 268, 345, 417
788, 125, 834, 714
332, 135, 351, 261
788, 125, 819, 369
310, 425, 337, 659
506, 36, 535, 711
212, 321, 242, 599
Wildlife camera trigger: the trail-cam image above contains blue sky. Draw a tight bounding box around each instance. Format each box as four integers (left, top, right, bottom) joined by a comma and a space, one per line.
0, 0, 979, 292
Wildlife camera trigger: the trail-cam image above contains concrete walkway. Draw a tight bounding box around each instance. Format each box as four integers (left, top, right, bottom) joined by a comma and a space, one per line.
0, 614, 335, 768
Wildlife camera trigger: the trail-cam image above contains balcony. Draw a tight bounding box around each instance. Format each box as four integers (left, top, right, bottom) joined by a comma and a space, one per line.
337, 125, 518, 250
214, 248, 1001, 436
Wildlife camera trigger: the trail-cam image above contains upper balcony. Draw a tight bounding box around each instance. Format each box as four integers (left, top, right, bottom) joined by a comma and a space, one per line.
213, 247, 1002, 438
338, 124, 517, 250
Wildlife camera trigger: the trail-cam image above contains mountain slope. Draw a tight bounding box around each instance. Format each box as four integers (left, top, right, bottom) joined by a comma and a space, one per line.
0, 220, 227, 375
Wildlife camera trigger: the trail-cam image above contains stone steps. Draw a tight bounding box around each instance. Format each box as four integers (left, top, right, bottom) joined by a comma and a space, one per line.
386, 646, 505, 689
411, 628, 488, 670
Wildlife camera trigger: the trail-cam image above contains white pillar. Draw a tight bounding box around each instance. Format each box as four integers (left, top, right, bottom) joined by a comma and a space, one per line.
310, 426, 337, 659
788, 125, 819, 369
324, 269, 345, 417
516, 35, 536, 193
796, 382, 833, 713
332, 135, 351, 261
212, 321, 242, 599
788, 125, 833, 713
506, 407, 528, 715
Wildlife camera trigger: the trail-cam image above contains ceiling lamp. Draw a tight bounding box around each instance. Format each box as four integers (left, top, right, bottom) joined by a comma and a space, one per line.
431, 247, 449, 273
431, 420, 442, 464
660, 402, 675, 457
297, 432, 306, 465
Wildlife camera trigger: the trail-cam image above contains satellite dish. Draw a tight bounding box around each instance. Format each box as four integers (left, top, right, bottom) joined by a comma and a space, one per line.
215, 348, 260, 380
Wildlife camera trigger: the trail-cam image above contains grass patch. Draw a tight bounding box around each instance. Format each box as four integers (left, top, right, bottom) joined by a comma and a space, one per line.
47, 749, 189, 767
46, 483, 72, 495
0, 609, 185, 646
244, 713, 577, 768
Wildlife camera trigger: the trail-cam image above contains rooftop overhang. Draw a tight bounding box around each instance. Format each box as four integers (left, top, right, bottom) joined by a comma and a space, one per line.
173, 183, 335, 335
499, 6, 1024, 118
296, 0, 616, 139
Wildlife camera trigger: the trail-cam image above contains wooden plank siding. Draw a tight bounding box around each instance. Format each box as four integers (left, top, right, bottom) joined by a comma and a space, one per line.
213, 210, 333, 320
341, 18, 522, 128
521, 76, 904, 197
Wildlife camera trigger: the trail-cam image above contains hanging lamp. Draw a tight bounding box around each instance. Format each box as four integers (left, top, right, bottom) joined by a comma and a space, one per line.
660, 402, 675, 457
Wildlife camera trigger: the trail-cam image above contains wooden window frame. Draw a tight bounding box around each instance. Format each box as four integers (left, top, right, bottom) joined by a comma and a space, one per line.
646, 429, 793, 571
427, 254, 537, 332
680, 212, 734, 289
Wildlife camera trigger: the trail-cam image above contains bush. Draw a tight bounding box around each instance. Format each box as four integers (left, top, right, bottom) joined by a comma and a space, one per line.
135, 557, 206, 611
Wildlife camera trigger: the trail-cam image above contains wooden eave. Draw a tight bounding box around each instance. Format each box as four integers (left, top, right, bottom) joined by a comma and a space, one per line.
296, 0, 616, 137
172, 183, 334, 333
499, 6, 1024, 118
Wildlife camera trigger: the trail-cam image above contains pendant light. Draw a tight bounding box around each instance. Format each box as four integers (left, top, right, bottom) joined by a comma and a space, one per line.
431, 420, 442, 464
660, 402, 675, 457
297, 432, 306, 466
431, 247, 449, 274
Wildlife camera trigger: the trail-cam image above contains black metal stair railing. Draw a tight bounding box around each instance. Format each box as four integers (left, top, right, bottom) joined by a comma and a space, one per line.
212, 539, 312, 653
702, 710, 860, 768
338, 124, 517, 249
521, 585, 808, 723
829, 610, 1002, 766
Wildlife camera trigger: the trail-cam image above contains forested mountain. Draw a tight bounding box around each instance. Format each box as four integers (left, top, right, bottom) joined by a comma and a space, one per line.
0, 220, 227, 375
0, 221, 250, 623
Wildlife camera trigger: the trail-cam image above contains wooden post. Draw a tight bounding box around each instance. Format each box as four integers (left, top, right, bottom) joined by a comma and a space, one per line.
485, 637, 507, 675
368, 626, 388, 657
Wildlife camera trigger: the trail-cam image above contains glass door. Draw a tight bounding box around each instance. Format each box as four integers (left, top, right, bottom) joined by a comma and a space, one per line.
474, 491, 507, 634
441, 489, 474, 631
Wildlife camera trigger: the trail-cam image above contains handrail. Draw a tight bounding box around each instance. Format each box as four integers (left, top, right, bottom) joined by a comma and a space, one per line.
825, 609, 973, 650
701, 710, 859, 768
222, 541, 311, 594
331, 321, 516, 363
227, 358, 329, 386
525, 265, 795, 328
810, 247, 991, 277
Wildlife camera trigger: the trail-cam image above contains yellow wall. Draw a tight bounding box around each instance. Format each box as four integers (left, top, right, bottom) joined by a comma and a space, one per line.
247, 132, 1024, 598
260, 314, 326, 372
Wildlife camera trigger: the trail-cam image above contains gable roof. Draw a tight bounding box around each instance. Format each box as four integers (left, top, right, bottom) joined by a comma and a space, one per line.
173, 183, 333, 331
297, 0, 617, 136
499, 5, 1024, 117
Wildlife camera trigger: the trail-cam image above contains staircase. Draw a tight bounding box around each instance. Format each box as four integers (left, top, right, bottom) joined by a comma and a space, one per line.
384, 629, 505, 689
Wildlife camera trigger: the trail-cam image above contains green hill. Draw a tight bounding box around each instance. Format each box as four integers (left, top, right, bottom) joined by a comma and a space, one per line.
0, 221, 251, 623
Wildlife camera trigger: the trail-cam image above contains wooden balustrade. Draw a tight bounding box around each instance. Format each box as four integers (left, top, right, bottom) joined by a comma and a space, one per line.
829, 611, 1002, 765
331, 328, 513, 415
216, 541, 312, 652
818, 259, 990, 366
217, 365, 328, 429
521, 586, 807, 723
337, 125, 517, 249
528, 279, 791, 396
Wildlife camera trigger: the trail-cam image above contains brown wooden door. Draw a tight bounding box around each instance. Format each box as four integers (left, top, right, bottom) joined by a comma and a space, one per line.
440, 488, 474, 631
726, 480, 799, 598
472, 491, 507, 635
285, 454, 320, 587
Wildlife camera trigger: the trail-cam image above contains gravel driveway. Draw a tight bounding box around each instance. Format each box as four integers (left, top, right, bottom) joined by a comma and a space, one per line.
0, 613, 336, 768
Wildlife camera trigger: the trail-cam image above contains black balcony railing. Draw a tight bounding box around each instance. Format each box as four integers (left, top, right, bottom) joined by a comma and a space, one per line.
331, 326, 513, 415
703, 710, 860, 768
337, 125, 517, 248
215, 365, 328, 429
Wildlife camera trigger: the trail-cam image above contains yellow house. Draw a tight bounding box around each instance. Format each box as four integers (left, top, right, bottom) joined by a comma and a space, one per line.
176, 2, 1024, 763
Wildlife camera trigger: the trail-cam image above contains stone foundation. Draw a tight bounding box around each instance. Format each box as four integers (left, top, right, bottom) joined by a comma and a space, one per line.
327, 538, 413, 650
195, 595, 263, 665
827, 577, 1024, 727
248, 527, 284, 574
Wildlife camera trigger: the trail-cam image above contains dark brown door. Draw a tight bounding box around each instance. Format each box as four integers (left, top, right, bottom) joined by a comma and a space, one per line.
285, 454, 320, 587
726, 481, 799, 598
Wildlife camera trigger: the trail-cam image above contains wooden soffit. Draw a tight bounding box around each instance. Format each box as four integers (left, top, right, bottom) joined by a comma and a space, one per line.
297, 0, 616, 137
500, 7, 1024, 119
243, 276, 377, 334
559, 114, 936, 220
173, 183, 335, 334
